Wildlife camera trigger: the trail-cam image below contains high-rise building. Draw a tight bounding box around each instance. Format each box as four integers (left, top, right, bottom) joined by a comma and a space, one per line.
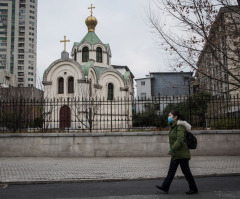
196, 6, 240, 96
0, 0, 37, 88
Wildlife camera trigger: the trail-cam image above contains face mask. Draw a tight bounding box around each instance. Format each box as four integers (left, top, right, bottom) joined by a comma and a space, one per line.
168, 116, 174, 123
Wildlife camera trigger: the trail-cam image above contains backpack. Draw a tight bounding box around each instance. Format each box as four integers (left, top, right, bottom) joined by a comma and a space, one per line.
176, 126, 197, 149
185, 131, 197, 149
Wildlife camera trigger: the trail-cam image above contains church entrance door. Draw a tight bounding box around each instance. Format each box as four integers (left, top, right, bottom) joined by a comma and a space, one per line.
60, 105, 71, 129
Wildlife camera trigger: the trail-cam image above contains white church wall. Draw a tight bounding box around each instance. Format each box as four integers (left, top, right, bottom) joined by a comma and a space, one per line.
45, 62, 84, 99
99, 72, 125, 99
88, 67, 98, 86
75, 43, 111, 67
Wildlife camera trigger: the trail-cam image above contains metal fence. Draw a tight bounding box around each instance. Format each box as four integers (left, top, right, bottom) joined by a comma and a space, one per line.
0, 94, 239, 133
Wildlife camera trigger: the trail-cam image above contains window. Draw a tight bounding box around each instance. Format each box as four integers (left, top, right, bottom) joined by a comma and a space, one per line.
96, 47, 102, 63
107, 54, 109, 65
0, 3, 8, 6
140, 93, 146, 99
58, 77, 64, 94
141, 81, 145, 85
68, 77, 74, 93
107, 83, 114, 100
74, 49, 77, 61
82, 47, 89, 62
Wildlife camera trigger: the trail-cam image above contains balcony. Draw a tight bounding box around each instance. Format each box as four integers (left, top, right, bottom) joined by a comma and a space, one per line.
18, 38, 25, 42
18, 61, 24, 65
18, 78, 24, 83
18, 56, 24, 60
18, 73, 24, 77
18, 42, 24, 46
19, 4, 26, 9
18, 66, 24, 70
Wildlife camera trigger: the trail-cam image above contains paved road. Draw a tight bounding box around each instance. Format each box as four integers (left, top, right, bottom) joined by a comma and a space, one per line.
1, 176, 240, 199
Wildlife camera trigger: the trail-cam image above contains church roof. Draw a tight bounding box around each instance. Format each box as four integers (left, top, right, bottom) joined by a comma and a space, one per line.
77, 32, 101, 46
73, 32, 110, 50
112, 65, 135, 78
81, 63, 129, 87
124, 71, 131, 83
94, 66, 109, 78
82, 60, 94, 76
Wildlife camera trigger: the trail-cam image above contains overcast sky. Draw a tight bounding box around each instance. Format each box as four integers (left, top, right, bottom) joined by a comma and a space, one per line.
37, 0, 171, 81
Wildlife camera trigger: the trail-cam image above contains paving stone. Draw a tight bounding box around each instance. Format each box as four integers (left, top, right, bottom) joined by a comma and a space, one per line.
0, 156, 239, 183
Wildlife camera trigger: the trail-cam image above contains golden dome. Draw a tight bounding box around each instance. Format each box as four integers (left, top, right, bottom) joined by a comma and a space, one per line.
85, 16, 98, 32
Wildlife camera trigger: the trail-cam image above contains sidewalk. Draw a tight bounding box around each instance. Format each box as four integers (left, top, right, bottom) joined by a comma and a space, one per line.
0, 156, 240, 184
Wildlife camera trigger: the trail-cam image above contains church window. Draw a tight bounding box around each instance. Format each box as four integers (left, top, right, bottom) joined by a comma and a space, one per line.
107, 54, 109, 65
74, 49, 77, 61
96, 47, 102, 63
107, 83, 114, 100
68, 76, 74, 93
58, 77, 64, 94
82, 47, 89, 62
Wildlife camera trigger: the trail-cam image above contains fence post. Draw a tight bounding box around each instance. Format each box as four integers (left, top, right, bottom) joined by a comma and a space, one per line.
111, 99, 113, 132
189, 95, 192, 125
158, 94, 161, 130
67, 97, 69, 133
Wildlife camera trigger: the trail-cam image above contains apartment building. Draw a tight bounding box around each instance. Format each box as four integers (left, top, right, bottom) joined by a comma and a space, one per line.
0, 0, 37, 87
136, 72, 193, 98
196, 6, 240, 96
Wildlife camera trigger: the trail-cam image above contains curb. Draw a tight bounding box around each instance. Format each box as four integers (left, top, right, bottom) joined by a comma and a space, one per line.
1, 173, 240, 185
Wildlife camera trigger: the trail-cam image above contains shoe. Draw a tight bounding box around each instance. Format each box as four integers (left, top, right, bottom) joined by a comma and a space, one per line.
156, 185, 168, 193
186, 190, 198, 194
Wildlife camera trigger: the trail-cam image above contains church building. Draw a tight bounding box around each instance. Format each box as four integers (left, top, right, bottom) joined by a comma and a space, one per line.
42, 5, 134, 131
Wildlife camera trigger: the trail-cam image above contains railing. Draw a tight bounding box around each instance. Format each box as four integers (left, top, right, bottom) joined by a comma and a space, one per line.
0, 94, 239, 133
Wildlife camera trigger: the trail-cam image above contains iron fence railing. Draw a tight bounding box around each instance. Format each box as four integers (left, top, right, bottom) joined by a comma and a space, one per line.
0, 94, 239, 133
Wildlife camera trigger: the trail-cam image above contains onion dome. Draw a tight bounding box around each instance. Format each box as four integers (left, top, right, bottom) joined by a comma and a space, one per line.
85, 15, 98, 32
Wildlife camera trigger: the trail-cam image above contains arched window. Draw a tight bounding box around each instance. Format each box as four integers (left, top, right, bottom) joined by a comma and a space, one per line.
68, 76, 74, 93
107, 83, 114, 100
74, 49, 77, 61
58, 77, 64, 94
96, 47, 102, 63
82, 47, 89, 62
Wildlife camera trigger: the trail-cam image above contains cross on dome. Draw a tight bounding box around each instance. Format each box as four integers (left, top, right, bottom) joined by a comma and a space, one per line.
60, 36, 70, 51
88, 4, 95, 16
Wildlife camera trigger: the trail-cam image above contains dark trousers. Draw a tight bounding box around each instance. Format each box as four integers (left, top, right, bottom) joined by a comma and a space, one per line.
162, 158, 198, 192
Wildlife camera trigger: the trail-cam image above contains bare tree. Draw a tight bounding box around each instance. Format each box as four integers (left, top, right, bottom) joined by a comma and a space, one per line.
73, 79, 102, 132
147, 0, 240, 94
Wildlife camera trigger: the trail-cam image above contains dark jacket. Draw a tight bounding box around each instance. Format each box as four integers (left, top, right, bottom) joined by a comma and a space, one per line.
169, 120, 191, 160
